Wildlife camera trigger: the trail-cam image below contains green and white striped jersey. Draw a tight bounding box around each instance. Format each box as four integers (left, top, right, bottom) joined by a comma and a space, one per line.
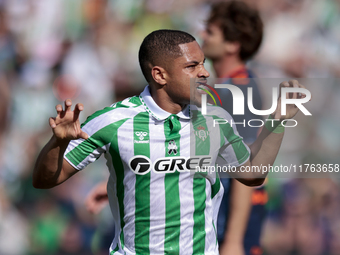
64, 86, 250, 255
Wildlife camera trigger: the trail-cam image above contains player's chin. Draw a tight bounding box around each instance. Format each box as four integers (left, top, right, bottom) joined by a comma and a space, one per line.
189, 93, 203, 107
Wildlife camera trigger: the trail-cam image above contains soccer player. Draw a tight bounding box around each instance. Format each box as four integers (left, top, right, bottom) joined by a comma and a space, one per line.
33, 29, 306, 254
201, 2, 265, 255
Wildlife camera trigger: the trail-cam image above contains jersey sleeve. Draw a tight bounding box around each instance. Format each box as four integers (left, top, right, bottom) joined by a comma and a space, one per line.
212, 106, 251, 167
64, 107, 115, 170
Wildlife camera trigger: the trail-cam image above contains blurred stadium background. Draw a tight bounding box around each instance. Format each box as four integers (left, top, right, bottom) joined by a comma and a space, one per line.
0, 0, 339, 254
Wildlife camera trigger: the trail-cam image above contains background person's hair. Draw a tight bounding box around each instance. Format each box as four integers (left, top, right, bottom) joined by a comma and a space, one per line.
207, 1, 263, 61
139, 29, 196, 83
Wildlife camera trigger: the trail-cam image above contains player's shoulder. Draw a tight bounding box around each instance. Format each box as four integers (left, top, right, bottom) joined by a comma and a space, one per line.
205, 104, 234, 122
81, 96, 144, 129
110, 96, 144, 112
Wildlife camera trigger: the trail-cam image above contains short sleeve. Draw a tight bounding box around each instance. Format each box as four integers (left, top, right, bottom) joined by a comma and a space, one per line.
209, 106, 251, 167
64, 136, 106, 171
64, 107, 115, 170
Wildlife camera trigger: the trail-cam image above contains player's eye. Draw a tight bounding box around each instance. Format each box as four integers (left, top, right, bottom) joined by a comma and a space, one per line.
186, 65, 196, 69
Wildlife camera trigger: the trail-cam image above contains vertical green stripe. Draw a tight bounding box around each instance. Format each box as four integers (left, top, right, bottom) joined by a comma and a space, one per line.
108, 119, 129, 250
193, 112, 211, 156
192, 111, 209, 254
133, 112, 151, 254
163, 115, 181, 253
211, 175, 221, 199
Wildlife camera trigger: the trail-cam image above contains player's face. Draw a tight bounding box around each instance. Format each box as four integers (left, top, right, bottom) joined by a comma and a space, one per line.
165, 41, 210, 106
201, 23, 226, 60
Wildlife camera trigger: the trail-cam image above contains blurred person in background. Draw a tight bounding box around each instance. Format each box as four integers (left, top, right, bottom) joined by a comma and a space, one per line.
201, 2, 266, 255
262, 177, 340, 255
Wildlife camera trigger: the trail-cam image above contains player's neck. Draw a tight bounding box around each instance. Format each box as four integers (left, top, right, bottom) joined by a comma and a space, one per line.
150, 86, 185, 115
212, 56, 245, 78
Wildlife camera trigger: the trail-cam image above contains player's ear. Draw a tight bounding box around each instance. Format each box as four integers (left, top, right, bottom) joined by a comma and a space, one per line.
224, 41, 240, 55
151, 66, 167, 85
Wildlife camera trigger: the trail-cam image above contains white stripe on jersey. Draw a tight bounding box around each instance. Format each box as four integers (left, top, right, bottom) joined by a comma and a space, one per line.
149, 120, 166, 253
178, 125, 194, 255
117, 118, 136, 253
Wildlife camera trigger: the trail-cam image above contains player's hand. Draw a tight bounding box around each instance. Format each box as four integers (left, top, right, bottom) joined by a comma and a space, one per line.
219, 241, 245, 255
85, 181, 109, 214
272, 80, 310, 120
49, 99, 88, 141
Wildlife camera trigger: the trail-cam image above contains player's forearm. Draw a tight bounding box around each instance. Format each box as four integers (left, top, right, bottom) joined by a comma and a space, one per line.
234, 126, 284, 186
224, 180, 253, 244
250, 126, 284, 164
33, 135, 69, 189
249, 125, 284, 175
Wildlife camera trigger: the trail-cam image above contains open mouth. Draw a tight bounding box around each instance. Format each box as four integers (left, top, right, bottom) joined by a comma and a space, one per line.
196, 81, 209, 94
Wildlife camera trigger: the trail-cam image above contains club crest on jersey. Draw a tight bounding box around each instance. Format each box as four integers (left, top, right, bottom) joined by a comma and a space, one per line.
167, 140, 178, 155
195, 126, 209, 141
134, 131, 149, 143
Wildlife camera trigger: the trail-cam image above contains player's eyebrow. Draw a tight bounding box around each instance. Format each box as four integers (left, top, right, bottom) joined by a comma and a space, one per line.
184, 58, 206, 65
184, 61, 199, 65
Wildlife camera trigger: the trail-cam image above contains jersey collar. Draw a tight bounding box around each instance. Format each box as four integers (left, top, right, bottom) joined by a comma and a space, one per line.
140, 85, 190, 121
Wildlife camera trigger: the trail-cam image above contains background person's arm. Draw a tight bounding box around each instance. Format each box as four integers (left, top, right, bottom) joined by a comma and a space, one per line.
219, 180, 252, 255
85, 181, 109, 214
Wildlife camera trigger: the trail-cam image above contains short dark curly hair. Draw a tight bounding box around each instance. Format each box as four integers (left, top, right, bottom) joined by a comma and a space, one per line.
138, 29, 196, 82
207, 1, 263, 61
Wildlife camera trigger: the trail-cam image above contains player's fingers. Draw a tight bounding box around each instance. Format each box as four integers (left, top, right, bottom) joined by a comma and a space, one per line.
279, 81, 289, 98
295, 83, 308, 99
298, 82, 306, 89
73, 103, 84, 121
49, 117, 56, 128
279, 81, 290, 88
289, 80, 299, 99
289, 79, 299, 88
55, 104, 63, 115
86, 199, 97, 214
65, 99, 72, 112
79, 131, 89, 140
86, 194, 107, 214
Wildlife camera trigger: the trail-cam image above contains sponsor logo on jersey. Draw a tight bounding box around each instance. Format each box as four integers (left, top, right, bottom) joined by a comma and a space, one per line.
129, 155, 212, 175
134, 131, 149, 143
194, 125, 209, 141
129, 156, 152, 175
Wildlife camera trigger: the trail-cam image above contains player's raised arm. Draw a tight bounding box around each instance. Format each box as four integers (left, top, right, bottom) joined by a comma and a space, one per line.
33, 99, 88, 189
234, 80, 310, 186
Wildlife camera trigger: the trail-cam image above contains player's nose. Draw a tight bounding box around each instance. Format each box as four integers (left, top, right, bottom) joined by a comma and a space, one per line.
198, 66, 210, 79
